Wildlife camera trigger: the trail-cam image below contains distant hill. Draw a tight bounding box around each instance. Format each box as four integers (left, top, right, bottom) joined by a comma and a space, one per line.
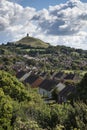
15, 35, 49, 48
1, 35, 87, 71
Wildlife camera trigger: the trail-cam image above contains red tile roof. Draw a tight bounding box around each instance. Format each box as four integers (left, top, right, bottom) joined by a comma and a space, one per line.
31, 77, 43, 88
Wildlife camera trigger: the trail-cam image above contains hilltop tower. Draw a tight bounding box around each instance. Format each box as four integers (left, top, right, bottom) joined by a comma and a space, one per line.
27, 33, 29, 37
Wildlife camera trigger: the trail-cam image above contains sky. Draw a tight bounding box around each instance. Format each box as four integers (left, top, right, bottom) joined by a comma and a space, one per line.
18, 0, 87, 9
0, 0, 87, 50
16, 0, 67, 10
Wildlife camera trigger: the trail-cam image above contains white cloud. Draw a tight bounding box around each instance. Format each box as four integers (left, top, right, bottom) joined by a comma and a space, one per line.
0, 0, 87, 49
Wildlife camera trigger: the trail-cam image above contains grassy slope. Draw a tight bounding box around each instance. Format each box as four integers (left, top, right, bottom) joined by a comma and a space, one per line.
15, 36, 49, 48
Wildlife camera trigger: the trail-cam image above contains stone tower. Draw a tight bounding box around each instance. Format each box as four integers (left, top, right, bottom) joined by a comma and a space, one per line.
27, 33, 29, 37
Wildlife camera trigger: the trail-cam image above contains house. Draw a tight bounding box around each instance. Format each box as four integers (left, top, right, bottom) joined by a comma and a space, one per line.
55, 82, 75, 103
12, 63, 26, 73
54, 71, 64, 78
24, 74, 39, 85
31, 77, 43, 88
64, 73, 80, 82
16, 70, 27, 79
64, 73, 75, 80
57, 85, 75, 103
56, 82, 66, 92
39, 79, 58, 98
39, 71, 47, 78
20, 71, 32, 81
53, 71, 65, 80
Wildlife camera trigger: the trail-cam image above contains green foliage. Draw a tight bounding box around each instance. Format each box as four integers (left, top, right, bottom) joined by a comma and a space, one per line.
0, 71, 51, 129
0, 88, 15, 130
76, 73, 87, 102
0, 70, 31, 102
52, 87, 59, 102
0, 70, 87, 130
50, 102, 87, 130
14, 118, 45, 130
63, 102, 87, 130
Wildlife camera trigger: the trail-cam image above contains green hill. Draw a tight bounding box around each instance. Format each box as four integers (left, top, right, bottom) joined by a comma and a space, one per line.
15, 35, 49, 48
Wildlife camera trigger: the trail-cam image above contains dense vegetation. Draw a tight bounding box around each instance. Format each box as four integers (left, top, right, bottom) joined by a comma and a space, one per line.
0, 41, 87, 73
0, 70, 87, 130
0, 36, 87, 129
75, 73, 87, 103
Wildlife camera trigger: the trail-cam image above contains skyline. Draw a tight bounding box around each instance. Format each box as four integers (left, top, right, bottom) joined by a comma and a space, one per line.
0, 0, 87, 49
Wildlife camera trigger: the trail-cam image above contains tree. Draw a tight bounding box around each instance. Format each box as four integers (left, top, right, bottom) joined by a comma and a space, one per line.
0, 70, 31, 102
76, 73, 87, 102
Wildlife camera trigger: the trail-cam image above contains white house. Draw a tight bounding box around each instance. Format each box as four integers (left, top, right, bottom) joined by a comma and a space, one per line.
39, 79, 57, 98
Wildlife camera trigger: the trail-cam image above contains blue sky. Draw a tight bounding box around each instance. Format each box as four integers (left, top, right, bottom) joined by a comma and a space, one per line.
19, 0, 67, 10
19, 0, 87, 10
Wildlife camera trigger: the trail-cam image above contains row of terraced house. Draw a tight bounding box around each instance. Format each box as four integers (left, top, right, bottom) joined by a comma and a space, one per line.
16, 69, 80, 104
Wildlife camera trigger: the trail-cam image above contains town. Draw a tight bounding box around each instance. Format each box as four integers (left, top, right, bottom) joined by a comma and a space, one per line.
0, 35, 87, 104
